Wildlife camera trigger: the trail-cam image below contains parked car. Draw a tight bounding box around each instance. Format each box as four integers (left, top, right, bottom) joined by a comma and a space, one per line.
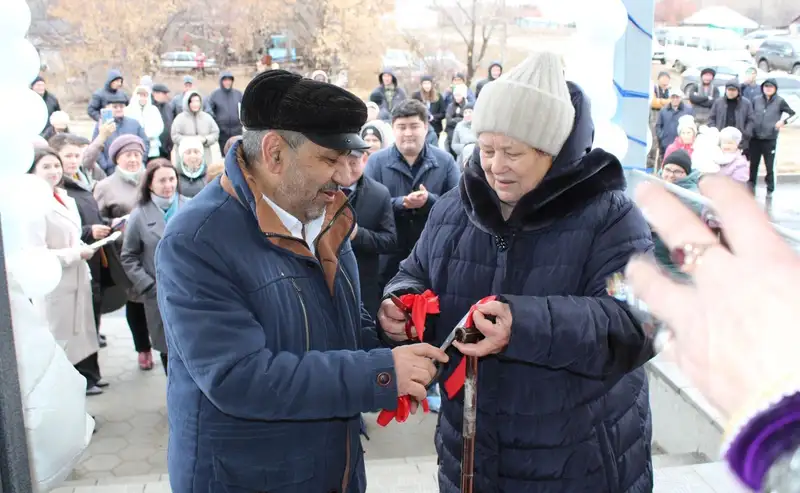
159, 51, 218, 74
661, 26, 752, 72
744, 29, 789, 55
680, 61, 764, 95
755, 37, 800, 75
653, 39, 666, 65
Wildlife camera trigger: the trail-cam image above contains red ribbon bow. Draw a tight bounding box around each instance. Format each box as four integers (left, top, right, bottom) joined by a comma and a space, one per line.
398, 289, 440, 341
442, 295, 497, 399
377, 290, 439, 426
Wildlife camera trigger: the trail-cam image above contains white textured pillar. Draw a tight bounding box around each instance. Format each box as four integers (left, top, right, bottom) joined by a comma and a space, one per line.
614, 0, 656, 170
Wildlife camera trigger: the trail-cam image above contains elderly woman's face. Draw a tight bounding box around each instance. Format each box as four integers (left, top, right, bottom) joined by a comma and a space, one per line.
182, 147, 203, 169
117, 150, 143, 173
478, 132, 552, 211
138, 91, 149, 105
680, 128, 695, 144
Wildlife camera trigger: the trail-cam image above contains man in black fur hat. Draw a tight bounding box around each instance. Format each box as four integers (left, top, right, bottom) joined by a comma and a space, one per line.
155, 70, 447, 493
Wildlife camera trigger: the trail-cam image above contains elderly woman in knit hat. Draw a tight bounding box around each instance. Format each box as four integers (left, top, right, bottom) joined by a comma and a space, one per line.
174, 136, 207, 197
378, 51, 654, 492
664, 114, 697, 160
93, 134, 157, 371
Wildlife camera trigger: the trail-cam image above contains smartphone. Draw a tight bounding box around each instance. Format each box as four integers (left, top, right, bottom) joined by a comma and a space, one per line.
111, 218, 127, 232
101, 108, 114, 124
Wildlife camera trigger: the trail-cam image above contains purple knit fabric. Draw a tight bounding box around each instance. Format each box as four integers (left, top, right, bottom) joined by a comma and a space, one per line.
725, 392, 800, 489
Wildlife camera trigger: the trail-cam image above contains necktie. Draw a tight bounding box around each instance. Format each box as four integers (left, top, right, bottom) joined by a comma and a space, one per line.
342, 188, 352, 197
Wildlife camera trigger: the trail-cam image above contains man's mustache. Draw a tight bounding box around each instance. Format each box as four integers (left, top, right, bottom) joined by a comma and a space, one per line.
320, 183, 338, 192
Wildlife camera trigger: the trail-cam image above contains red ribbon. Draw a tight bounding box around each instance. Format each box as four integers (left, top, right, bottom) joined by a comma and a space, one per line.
398, 289, 440, 341
376, 395, 430, 426
442, 295, 497, 399
377, 290, 439, 426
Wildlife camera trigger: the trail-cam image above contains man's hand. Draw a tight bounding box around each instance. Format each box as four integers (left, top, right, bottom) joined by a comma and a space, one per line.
775, 120, 785, 130
99, 121, 117, 141
453, 301, 512, 357
392, 343, 448, 402
378, 298, 413, 341
350, 223, 358, 240
403, 185, 429, 209
91, 224, 111, 240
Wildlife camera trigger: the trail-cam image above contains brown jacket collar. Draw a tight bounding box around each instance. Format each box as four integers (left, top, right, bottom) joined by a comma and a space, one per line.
220, 146, 354, 294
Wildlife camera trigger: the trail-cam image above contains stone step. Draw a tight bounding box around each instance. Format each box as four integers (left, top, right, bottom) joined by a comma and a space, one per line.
55, 454, 740, 493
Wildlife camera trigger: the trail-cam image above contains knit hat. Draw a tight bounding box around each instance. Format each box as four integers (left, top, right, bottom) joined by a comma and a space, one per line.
49, 110, 70, 128
472, 51, 574, 156
663, 149, 692, 174
108, 134, 145, 163
361, 124, 384, 144
719, 126, 742, 145
179, 136, 204, 156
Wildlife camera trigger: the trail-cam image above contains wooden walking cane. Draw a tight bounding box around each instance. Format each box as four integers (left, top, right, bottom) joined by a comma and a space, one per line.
456, 320, 488, 493
441, 296, 498, 493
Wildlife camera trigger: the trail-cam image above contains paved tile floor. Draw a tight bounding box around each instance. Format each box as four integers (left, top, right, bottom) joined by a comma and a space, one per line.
72, 311, 437, 481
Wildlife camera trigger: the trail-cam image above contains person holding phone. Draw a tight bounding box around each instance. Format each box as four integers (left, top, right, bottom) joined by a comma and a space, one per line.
90, 93, 149, 175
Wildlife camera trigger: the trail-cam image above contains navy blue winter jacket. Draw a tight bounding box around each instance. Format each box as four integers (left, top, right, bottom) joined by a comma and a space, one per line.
156, 142, 397, 493
385, 85, 655, 493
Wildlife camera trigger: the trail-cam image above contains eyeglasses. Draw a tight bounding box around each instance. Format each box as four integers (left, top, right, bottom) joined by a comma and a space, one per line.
662, 167, 686, 176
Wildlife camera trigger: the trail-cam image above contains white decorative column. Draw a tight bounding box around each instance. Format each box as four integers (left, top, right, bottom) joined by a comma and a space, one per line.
565, 0, 656, 170
614, 0, 657, 170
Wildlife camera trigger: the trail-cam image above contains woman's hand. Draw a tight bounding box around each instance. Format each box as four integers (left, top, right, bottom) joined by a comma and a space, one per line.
91, 224, 111, 240
625, 176, 800, 419
79, 246, 95, 260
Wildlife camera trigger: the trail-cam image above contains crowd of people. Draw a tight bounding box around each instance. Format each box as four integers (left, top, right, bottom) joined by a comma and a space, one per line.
23, 52, 800, 493
649, 68, 797, 198
27, 62, 501, 394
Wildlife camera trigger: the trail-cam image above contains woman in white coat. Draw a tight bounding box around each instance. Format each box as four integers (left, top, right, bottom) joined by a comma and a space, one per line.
125, 85, 164, 160
28, 148, 104, 395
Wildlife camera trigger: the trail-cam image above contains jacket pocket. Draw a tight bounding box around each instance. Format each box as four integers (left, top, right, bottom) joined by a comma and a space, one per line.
212, 453, 315, 493
595, 423, 620, 493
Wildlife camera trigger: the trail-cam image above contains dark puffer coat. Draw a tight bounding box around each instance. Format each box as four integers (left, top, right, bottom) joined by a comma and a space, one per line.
385, 84, 655, 493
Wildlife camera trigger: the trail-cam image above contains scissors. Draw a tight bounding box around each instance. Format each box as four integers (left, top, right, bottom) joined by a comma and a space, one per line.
426, 311, 489, 389
388, 293, 417, 340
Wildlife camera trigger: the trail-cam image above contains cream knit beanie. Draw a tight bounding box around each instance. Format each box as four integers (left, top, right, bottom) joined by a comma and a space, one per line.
472, 51, 574, 156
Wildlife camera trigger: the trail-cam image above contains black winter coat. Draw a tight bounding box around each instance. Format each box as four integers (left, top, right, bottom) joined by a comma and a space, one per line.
348, 175, 396, 318
411, 91, 447, 135
385, 84, 655, 493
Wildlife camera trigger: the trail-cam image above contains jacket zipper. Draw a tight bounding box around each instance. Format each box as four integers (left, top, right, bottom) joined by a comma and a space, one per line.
289, 278, 310, 352
339, 265, 357, 307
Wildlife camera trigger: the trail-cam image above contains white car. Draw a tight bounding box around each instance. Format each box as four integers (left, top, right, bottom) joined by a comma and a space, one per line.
159, 51, 218, 74
652, 40, 666, 65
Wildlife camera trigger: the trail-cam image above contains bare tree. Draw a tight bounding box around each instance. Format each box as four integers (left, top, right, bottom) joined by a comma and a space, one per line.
301, 0, 390, 87
50, 0, 187, 77
431, 0, 500, 84
654, 0, 698, 24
